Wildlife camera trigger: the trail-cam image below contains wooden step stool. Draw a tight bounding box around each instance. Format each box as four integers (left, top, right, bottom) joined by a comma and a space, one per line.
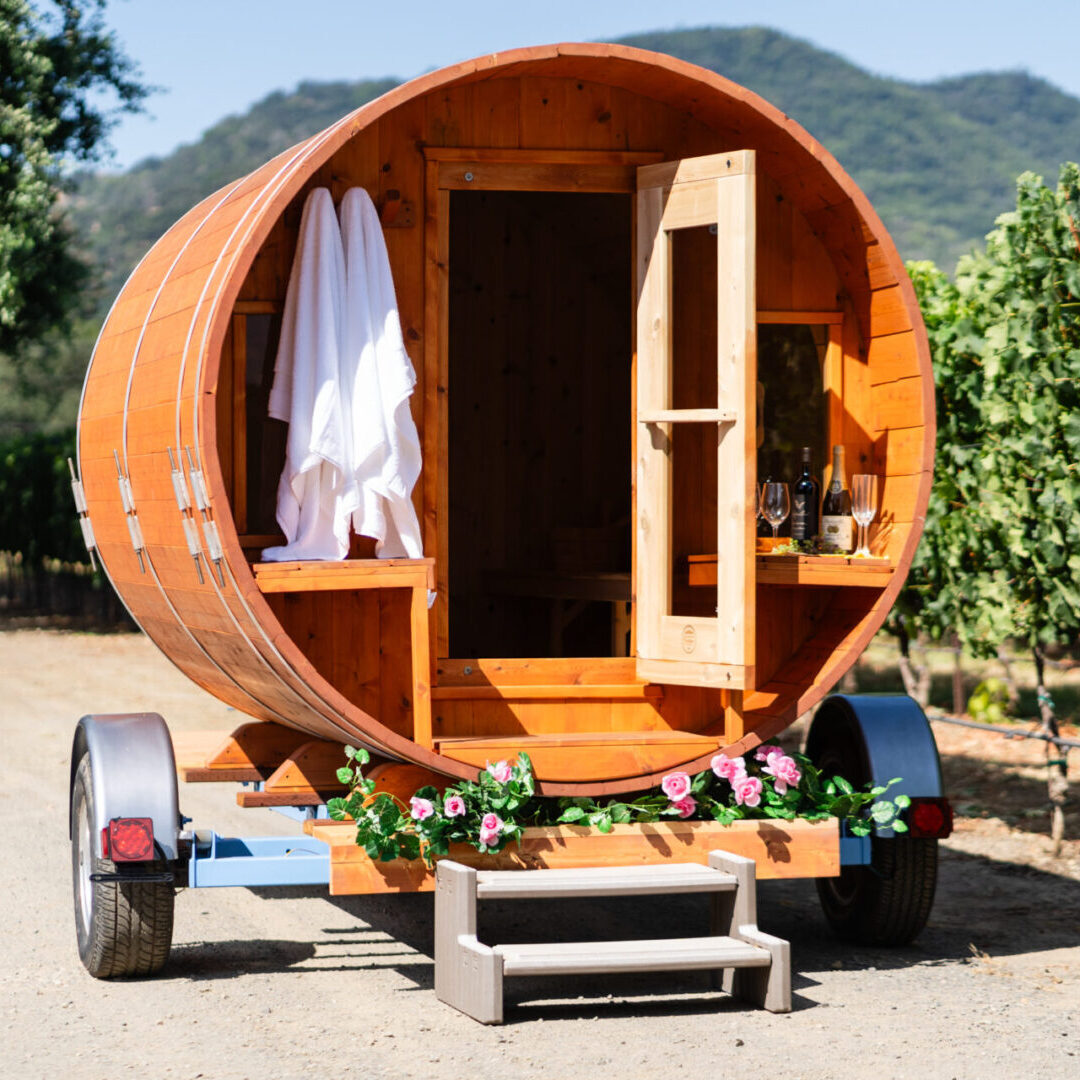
434, 850, 791, 1023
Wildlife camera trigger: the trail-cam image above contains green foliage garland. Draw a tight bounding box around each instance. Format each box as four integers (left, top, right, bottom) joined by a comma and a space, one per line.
329, 747, 908, 867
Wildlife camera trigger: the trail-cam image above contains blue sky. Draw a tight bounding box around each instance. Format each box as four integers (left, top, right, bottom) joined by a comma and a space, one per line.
99, 0, 1080, 170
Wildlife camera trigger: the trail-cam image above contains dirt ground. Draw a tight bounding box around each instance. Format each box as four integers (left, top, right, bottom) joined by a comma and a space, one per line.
2, 629, 1078, 1080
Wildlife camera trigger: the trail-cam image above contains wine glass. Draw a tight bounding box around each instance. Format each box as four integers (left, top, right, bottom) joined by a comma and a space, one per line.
852, 474, 878, 557
761, 481, 791, 539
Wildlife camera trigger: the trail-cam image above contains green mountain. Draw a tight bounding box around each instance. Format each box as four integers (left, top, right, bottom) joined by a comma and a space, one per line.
70, 79, 397, 311
72, 27, 1080, 313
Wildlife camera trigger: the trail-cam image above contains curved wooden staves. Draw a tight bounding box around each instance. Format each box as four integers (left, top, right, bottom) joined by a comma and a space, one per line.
78, 43, 934, 795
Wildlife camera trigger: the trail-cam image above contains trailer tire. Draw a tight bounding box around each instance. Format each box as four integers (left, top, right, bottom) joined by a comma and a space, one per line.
71, 752, 174, 978
815, 835, 938, 946
807, 695, 943, 946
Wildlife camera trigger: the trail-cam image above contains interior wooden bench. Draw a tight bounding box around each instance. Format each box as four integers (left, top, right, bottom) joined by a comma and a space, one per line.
250, 557, 435, 747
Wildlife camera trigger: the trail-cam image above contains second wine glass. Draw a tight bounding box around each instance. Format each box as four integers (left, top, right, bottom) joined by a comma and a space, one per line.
851, 474, 878, 557
761, 481, 791, 539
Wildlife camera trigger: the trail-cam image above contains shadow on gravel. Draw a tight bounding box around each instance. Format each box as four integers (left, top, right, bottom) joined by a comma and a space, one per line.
167, 937, 317, 977
159, 844, 1079, 1013
941, 750, 1068, 836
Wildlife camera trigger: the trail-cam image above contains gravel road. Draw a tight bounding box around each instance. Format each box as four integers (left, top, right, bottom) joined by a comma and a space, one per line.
2, 629, 1077, 1080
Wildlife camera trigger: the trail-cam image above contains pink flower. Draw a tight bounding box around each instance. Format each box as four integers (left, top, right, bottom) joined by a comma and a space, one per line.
762, 753, 802, 796
661, 771, 692, 802
486, 760, 512, 783
711, 754, 747, 783
409, 796, 434, 821
733, 776, 764, 808
671, 795, 697, 819
443, 794, 466, 817
479, 812, 504, 847
755, 744, 784, 764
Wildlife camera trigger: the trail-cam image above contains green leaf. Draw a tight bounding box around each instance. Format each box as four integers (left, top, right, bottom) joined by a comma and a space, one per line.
558, 806, 587, 823
327, 797, 349, 820
336, 766, 355, 785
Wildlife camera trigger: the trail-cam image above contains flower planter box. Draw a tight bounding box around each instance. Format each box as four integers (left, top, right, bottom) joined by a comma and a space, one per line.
304, 817, 839, 896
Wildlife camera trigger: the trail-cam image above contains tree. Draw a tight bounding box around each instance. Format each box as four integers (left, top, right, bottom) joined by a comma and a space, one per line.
0, 0, 147, 360
899, 164, 1080, 852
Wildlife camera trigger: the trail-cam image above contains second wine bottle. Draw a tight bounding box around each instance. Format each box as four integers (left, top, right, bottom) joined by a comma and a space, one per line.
821, 444, 853, 553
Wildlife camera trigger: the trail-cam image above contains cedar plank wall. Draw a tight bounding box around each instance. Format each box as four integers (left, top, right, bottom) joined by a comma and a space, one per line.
80, 46, 930, 792
227, 73, 920, 743
230, 77, 740, 744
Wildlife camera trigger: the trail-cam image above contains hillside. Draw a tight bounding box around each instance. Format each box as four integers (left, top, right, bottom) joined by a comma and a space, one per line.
71, 27, 1080, 313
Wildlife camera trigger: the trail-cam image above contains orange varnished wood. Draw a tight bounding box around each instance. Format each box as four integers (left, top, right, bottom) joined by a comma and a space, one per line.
305, 818, 840, 894
178, 720, 313, 782
78, 43, 932, 797
234, 738, 349, 807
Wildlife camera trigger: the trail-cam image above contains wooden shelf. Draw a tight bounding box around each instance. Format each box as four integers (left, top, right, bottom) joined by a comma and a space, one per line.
251, 557, 435, 593
688, 553, 892, 588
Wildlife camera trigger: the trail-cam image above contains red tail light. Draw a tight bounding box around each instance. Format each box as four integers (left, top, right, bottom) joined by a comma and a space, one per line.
106, 817, 155, 861
908, 798, 953, 839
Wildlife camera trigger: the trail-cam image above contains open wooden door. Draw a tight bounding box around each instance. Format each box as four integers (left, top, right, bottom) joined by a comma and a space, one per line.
634, 151, 756, 690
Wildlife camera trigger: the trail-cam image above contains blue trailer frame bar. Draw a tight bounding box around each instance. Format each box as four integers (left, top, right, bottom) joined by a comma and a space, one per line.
838, 831, 872, 866
187, 832, 330, 888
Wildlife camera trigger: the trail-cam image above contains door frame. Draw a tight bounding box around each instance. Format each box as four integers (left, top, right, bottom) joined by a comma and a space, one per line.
422, 147, 664, 662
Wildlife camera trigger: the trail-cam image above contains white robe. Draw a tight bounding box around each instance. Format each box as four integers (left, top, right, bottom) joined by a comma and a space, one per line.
338, 187, 423, 559
262, 185, 423, 562
262, 187, 355, 561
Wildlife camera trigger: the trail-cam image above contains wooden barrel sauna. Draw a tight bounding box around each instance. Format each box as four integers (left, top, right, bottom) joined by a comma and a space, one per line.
77, 42, 933, 796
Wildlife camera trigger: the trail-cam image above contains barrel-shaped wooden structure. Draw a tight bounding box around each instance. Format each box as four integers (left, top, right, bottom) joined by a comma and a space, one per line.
78, 43, 934, 796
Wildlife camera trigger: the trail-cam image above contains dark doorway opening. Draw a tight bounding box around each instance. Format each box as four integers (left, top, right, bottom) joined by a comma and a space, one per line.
447, 190, 632, 658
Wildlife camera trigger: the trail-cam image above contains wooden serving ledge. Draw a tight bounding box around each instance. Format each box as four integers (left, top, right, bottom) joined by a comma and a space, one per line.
302, 818, 841, 895
688, 553, 893, 588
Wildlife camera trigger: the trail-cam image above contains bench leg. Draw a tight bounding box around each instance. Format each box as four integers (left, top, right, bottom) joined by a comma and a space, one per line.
435, 860, 504, 1023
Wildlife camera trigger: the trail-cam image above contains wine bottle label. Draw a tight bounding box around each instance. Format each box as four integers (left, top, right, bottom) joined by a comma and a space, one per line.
791, 498, 815, 539
821, 515, 853, 551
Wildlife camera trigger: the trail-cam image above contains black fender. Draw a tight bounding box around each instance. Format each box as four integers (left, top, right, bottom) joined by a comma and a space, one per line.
806, 694, 945, 832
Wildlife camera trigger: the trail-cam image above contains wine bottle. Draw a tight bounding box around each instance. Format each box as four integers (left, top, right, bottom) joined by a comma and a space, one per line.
821, 445, 853, 552
756, 472, 773, 537
791, 447, 819, 541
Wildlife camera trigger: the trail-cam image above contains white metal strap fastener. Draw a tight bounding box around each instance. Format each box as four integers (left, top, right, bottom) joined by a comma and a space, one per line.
67, 458, 98, 571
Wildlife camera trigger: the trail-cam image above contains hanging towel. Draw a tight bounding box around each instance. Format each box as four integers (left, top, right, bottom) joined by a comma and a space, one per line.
262, 187, 355, 561
338, 186, 424, 559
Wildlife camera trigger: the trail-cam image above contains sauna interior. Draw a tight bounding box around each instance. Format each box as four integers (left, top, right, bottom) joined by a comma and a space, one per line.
181, 50, 929, 788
